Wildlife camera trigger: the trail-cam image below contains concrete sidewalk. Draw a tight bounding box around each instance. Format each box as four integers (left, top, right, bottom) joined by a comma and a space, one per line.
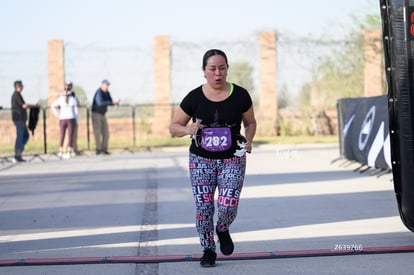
0, 144, 413, 274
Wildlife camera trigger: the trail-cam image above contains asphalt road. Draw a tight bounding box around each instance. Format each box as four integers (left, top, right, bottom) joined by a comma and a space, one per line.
0, 144, 413, 274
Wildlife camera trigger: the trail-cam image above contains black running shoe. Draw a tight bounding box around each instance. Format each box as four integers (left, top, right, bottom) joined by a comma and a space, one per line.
200, 249, 216, 267
216, 228, 234, 255
14, 156, 26, 163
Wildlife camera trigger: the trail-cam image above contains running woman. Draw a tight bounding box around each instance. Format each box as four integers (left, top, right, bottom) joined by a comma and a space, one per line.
169, 49, 257, 268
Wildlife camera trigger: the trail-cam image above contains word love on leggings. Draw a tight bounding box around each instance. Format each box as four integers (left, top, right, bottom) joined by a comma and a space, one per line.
192, 185, 215, 203
192, 185, 241, 205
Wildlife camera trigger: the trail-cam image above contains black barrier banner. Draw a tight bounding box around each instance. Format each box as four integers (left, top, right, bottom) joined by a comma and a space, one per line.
337, 95, 391, 170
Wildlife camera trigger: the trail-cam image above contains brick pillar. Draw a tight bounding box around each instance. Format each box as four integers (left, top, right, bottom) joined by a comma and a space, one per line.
153, 35, 172, 137
258, 32, 278, 135
48, 40, 65, 106
364, 29, 383, 97
47, 40, 65, 141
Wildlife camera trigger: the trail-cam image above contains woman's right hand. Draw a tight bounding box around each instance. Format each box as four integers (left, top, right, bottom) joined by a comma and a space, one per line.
188, 123, 203, 136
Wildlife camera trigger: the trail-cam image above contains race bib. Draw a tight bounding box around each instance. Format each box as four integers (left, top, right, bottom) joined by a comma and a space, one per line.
201, 127, 232, 152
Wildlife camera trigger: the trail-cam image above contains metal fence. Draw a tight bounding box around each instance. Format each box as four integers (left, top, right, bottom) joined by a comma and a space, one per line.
0, 104, 176, 157
0, 31, 376, 159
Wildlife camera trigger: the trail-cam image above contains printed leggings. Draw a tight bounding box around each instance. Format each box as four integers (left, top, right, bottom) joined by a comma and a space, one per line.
189, 153, 246, 251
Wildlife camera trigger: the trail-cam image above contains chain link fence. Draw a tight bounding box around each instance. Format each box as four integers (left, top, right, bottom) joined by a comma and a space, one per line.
0, 30, 377, 156
0, 50, 48, 107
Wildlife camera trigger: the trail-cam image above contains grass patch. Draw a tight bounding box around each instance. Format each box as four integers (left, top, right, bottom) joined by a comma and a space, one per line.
0, 135, 338, 155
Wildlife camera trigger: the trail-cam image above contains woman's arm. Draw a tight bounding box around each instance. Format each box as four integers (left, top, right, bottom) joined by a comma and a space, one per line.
242, 106, 257, 152
169, 107, 201, 138
51, 97, 60, 117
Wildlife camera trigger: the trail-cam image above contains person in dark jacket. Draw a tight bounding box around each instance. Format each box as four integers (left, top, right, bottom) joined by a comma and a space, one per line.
11, 80, 40, 162
91, 80, 120, 155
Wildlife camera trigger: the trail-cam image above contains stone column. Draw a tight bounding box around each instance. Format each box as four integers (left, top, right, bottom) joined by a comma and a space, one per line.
258, 32, 278, 135
47, 40, 65, 142
364, 29, 383, 97
153, 35, 172, 137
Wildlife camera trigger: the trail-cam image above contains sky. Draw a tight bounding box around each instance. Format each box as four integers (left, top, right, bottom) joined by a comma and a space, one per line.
0, 0, 377, 50
0, 0, 379, 107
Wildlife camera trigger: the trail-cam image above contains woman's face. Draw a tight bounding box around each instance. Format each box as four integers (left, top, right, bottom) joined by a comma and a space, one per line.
203, 55, 228, 89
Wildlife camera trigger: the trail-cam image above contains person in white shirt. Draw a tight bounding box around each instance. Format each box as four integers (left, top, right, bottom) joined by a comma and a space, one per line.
51, 82, 79, 159
66, 82, 80, 154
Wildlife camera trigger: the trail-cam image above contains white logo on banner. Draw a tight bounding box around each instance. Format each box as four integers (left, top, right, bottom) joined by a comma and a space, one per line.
343, 115, 355, 137
367, 122, 392, 168
359, 106, 376, 151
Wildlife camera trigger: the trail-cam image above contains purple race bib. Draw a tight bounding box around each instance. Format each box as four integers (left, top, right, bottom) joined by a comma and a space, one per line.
201, 127, 232, 152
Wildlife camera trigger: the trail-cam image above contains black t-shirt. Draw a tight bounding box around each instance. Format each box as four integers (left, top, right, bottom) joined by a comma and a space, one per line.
180, 83, 253, 159
11, 91, 27, 121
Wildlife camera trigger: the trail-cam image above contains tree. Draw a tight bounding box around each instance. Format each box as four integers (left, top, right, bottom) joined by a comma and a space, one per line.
72, 85, 88, 106
278, 84, 291, 110
39, 98, 49, 107
228, 62, 255, 93
297, 12, 382, 110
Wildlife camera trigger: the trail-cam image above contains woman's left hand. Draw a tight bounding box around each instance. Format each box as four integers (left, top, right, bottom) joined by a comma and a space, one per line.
244, 141, 252, 153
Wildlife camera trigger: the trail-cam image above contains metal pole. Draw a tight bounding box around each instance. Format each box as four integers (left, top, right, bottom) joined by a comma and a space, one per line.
86, 108, 91, 151
132, 105, 136, 151
43, 107, 47, 154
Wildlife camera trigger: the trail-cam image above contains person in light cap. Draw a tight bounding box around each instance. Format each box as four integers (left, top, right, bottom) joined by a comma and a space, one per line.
91, 79, 120, 155
51, 82, 79, 159
65, 81, 80, 154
